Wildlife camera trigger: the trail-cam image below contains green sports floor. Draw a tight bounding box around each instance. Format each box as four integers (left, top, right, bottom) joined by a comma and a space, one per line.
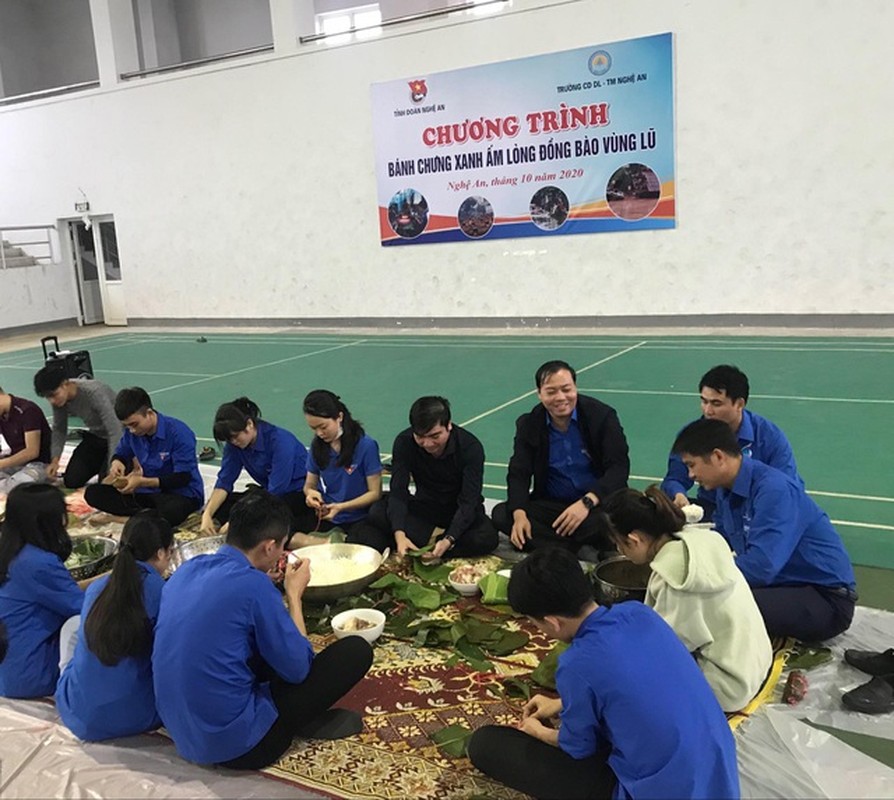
1, 329, 892, 607
2, 326, 894, 768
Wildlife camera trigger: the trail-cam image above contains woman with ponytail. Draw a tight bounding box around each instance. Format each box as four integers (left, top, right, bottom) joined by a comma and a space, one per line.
0, 484, 83, 697
290, 390, 382, 549
56, 511, 173, 740
200, 397, 308, 535
602, 485, 772, 712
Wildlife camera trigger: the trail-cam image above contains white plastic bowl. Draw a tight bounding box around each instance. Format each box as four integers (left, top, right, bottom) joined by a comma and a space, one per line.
448, 576, 480, 596
331, 608, 386, 643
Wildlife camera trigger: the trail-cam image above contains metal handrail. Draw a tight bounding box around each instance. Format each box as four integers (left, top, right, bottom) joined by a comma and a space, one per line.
1, 225, 57, 268
120, 44, 274, 81
299, 0, 510, 44
0, 80, 100, 108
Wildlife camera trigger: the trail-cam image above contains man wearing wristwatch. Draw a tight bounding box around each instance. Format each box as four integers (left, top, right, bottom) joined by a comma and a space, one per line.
366, 396, 498, 560
491, 361, 630, 554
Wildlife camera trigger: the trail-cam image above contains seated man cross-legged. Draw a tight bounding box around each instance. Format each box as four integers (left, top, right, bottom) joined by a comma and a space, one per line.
84, 387, 204, 527
468, 547, 739, 800
365, 396, 498, 559
153, 491, 373, 769
491, 360, 630, 555
672, 418, 857, 642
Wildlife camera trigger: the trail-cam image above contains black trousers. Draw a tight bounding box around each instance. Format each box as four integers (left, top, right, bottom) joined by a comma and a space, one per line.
213, 488, 307, 528
752, 584, 856, 642
62, 431, 110, 489
83, 483, 201, 527
491, 499, 611, 552
468, 725, 616, 800
359, 495, 499, 557
220, 636, 373, 770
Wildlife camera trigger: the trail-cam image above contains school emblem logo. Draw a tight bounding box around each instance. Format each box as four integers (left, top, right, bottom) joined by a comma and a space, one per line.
588, 50, 612, 76
408, 79, 428, 103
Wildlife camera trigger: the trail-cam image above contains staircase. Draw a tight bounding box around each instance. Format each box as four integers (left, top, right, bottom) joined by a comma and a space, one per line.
1, 239, 40, 268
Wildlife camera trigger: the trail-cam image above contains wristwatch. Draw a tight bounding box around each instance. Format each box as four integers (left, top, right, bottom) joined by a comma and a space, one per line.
580, 495, 596, 511
444, 535, 456, 549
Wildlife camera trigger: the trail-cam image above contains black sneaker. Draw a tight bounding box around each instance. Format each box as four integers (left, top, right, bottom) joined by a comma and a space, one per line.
844, 647, 894, 677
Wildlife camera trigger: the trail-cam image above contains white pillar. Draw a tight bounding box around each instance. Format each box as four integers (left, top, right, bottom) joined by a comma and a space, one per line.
89, 0, 140, 85
270, 0, 300, 54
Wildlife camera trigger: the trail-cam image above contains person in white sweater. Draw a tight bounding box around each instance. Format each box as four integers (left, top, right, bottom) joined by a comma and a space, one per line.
603, 485, 772, 712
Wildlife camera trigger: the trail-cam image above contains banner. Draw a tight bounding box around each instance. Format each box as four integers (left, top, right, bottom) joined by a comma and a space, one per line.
371, 33, 674, 246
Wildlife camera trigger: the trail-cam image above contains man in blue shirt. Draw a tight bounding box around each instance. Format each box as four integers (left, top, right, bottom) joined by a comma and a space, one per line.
84, 387, 204, 526
662, 365, 801, 519
469, 548, 739, 800
491, 361, 630, 554
673, 418, 856, 641
153, 491, 373, 768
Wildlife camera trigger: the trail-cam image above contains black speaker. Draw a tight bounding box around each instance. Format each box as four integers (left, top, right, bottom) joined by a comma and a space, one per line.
40, 336, 94, 380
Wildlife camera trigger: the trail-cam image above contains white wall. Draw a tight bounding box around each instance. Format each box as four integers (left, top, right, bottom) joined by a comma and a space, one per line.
0, 0, 892, 326
0, 264, 79, 328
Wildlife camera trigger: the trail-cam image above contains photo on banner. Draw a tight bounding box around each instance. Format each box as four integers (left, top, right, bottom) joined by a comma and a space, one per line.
371, 33, 675, 246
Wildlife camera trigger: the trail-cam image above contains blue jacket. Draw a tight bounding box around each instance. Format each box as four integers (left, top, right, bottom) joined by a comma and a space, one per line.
0, 545, 83, 698
56, 562, 165, 740
113, 412, 204, 502
714, 459, 855, 590
663, 409, 802, 506
214, 420, 307, 496
153, 545, 314, 764
558, 603, 739, 799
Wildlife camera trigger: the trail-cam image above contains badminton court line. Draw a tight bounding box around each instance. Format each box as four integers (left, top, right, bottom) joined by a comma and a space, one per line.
150, 340, 367, 395
578, 387, 894, 406
459, 342, 647, 427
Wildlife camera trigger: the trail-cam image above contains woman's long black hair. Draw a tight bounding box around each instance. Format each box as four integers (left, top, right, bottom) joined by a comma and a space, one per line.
0, 484, 71, 585
302, 389, 364, 469
82, 511, 173, 667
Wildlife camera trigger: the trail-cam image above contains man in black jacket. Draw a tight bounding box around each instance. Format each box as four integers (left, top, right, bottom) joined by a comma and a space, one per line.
365, 396, 498, 559
491, 361, 630, 553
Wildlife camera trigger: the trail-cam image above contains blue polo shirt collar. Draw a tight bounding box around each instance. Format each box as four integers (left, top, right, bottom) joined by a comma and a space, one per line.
729, 456, 756, 500
252, 421, 269, 453
546, 406, 579, 429
151, 412, 167, 441
737, 409, 755, 444
218, 543, 251, 567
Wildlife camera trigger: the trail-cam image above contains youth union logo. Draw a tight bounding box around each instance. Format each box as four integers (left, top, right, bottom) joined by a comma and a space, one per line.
588, 50, 612, 76
408, 79, 428, 103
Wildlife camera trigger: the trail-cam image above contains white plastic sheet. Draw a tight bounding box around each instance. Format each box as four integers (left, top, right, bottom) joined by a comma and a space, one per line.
0, 698, 319, 799
738, 707, 894, 798
779, 606, 894, 742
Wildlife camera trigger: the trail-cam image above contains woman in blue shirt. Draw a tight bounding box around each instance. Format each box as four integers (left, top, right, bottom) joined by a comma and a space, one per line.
0, 484, 83, 698
201, 398, 308, 535
289, 390, 382, 549
56, 511, 173, 740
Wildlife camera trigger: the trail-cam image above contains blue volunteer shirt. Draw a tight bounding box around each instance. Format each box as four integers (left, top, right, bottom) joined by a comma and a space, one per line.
545, 409, 598, 502
306, 434, 382, 524
713, 459, 856, 590
114, 412, 204, 502
558, 603, 739, 800
152, 545, 314, 764
214, 420, 307, 496
0, 544, 83, 698
662, 409, 802, 506
56, 562, 164, 740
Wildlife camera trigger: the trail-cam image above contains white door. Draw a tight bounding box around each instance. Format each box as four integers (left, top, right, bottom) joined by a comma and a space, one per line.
93, 218, 127, 326
70, 221, 103, 325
